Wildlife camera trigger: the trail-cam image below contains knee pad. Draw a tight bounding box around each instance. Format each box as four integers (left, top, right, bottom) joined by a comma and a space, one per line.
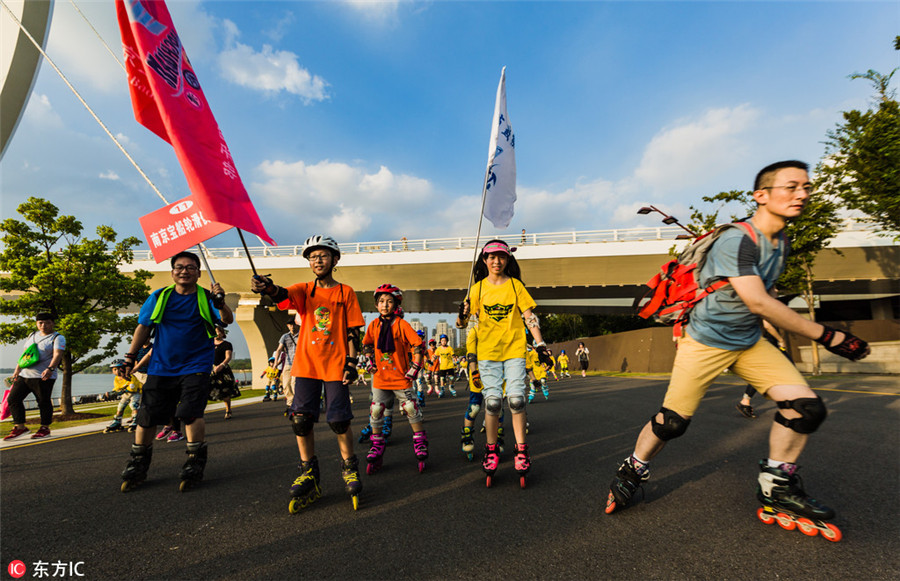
465, 392, 483, 421
328, 419, 351, 435
508, 395, 526, 414
650, 407, 691, 441
484, 395, 503, 417
291, 413, 315, 437
370, 401, 385, 421
400, 399, 418, 417
774, 397, 827, 434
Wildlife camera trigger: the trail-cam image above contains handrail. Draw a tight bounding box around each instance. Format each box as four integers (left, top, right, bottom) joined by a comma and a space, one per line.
129, 219, 879, 261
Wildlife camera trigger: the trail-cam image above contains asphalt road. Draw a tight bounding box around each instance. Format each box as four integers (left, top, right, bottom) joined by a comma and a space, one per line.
2, 374, 898, 580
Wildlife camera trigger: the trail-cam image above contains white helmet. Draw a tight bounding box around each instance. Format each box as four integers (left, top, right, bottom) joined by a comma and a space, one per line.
301, 235, 341, 260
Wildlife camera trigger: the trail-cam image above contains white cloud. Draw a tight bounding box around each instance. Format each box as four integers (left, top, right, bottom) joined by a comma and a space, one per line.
218, 19, 328, 102
344, 1, 401, 24
22, 94, 63, 128
263, 11, 296, 43
99, 170, 120, 181
633, 104, 760, 194
252, 158, 434, 240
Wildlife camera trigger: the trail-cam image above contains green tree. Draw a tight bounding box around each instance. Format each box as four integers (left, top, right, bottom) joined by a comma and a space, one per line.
821, 67, 900, 238
684, 188, 842, 374
0, 197, 152, 415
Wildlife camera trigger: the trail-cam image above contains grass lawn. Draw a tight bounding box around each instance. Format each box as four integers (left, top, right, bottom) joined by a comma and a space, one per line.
1, 389, 266, 437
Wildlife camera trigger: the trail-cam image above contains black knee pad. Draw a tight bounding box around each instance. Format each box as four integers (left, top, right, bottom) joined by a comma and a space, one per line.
508, 395, 526, 414
291, 413, 315, 437
774, 397, 827, 434
484, 395, 503, 416
650, 407, 690, 441
328, 419, 351, 435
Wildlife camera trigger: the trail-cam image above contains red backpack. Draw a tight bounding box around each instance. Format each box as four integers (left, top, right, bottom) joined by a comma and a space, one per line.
634, 222, 759, 338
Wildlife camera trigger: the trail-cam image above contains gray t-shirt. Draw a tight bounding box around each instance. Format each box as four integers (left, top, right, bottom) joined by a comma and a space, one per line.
278, 331, 299, 369
686, 223, 787, 350
19, 331, 67, 380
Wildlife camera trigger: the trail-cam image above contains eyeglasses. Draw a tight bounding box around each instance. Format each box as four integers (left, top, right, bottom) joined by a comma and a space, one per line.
172, 265, 199, 272
761, 184, 813, 194
307, 253, 330, 263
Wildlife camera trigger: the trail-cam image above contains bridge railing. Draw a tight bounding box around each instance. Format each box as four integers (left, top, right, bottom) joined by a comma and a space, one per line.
130, 219, 876, 261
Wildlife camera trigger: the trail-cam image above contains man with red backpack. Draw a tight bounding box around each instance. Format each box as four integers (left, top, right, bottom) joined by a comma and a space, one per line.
605, 161, 869, 540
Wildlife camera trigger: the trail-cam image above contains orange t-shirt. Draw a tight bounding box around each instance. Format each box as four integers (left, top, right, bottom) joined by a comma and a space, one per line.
362, 317, 423, 390
426, 347, 439, 372
287, 282, 365, 382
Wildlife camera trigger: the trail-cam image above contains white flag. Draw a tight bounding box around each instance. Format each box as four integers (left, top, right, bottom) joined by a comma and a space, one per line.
483, 66, 516, 229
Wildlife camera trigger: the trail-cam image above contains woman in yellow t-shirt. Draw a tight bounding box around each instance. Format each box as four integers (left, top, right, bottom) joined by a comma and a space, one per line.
459, 239, 552, 488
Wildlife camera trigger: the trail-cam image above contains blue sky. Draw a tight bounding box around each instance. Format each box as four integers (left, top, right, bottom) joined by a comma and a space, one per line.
1, 0, 898, 361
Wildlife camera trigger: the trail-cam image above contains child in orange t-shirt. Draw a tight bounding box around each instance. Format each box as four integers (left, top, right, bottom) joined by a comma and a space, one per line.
251, 235, 365, 511
361, 284, 427, 474
425, 339, 439, 395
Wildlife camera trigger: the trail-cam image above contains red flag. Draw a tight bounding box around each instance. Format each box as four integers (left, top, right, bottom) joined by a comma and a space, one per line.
138, 195, 231, 263
117, 0, 275, 245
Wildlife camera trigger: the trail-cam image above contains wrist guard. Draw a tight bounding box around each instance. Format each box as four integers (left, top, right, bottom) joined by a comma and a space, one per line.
405, 362, 421, 381
535, 344, 553, 367
818, 326, 869, 361
343, 363, 359, 384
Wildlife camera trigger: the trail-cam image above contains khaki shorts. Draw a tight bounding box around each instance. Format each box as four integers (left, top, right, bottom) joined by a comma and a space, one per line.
663, 332, 807, 417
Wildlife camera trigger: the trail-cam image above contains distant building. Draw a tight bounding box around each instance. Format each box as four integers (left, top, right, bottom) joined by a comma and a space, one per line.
436, 319, 451, 346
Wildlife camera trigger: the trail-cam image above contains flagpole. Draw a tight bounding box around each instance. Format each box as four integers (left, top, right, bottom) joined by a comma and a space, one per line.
236, 229, 260, 277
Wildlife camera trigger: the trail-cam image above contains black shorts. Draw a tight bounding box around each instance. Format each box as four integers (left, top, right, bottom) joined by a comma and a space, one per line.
291, 377, 353, 424
137, 373, 210, 427
438, 369, 454, 379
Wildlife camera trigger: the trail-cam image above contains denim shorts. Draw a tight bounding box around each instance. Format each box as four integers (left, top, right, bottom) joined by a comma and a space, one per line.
478, 358, 527, 400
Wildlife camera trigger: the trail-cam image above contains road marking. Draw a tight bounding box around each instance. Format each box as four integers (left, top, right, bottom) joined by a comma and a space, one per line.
813, 387, 899, 396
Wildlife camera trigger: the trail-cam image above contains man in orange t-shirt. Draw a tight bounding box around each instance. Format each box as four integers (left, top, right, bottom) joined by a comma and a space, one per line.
252, 235, 365, 511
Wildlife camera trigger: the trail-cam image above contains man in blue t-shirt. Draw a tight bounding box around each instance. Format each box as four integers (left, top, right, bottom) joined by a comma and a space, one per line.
605, 161, 870, 532
119, 251, 233, 492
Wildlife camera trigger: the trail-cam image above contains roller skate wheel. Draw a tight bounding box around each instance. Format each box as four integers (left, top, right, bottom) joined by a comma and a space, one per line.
775, 512, 796, 531
288, 498, 303, 514
796, 518, 818, 536
604, 492, 618, 515
756, 507, 775, 525
466, 452, 474, 462
821, 523, 842, 542
351, 495, 359, 511
120, 481, 134, 493
366, 463, 375, 475
418, 461, 425, 473
519, 476, 527, 489
179, 480, 191, 493
485, 475, 493, 488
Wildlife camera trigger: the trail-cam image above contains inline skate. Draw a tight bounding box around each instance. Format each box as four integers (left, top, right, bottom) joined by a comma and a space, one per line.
541, 379, 549, 401
366, 433, 385, 475
514, 443, 531, 489
358, 423, 373, 443
460, 426, 475, 461
497, 425, 505, 454
104, 419, 126, 433
120, 444, 152, 492
413, 431, 428, 473
289, 456, 321, 513
382, 415, 393, 439
605, 457, 649, 514
178, 442, 208, 492
341, 455, 362, 510
482, 443, 500, 488
755, 460, 841, 541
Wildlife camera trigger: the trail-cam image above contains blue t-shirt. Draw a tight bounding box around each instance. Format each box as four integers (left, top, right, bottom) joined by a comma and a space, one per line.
686, 223, 787, 350
137, 288, 221, 376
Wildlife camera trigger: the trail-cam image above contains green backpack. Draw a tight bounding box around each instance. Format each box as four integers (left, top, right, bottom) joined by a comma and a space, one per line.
17, 343, 39, 368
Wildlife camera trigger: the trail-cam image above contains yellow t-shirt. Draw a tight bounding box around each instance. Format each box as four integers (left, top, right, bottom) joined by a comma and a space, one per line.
558, 354, 569, 368
264, 366, 280, 380
468, 278, 536, 362
525, 348, 547, 380
436, 345, 455, 370
113, 375, 142, 393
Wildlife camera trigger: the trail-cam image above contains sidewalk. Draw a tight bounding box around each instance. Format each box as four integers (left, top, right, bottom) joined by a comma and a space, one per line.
0, 396, 266, 450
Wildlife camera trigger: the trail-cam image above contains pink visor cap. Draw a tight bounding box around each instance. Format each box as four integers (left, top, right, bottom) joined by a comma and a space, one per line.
482, 241, 515, 255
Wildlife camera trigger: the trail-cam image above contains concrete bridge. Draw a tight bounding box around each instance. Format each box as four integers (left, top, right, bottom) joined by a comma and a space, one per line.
123, 221, 899, 382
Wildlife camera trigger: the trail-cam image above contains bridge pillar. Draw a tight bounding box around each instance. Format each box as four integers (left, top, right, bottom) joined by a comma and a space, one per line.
234, 293, 292, 388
